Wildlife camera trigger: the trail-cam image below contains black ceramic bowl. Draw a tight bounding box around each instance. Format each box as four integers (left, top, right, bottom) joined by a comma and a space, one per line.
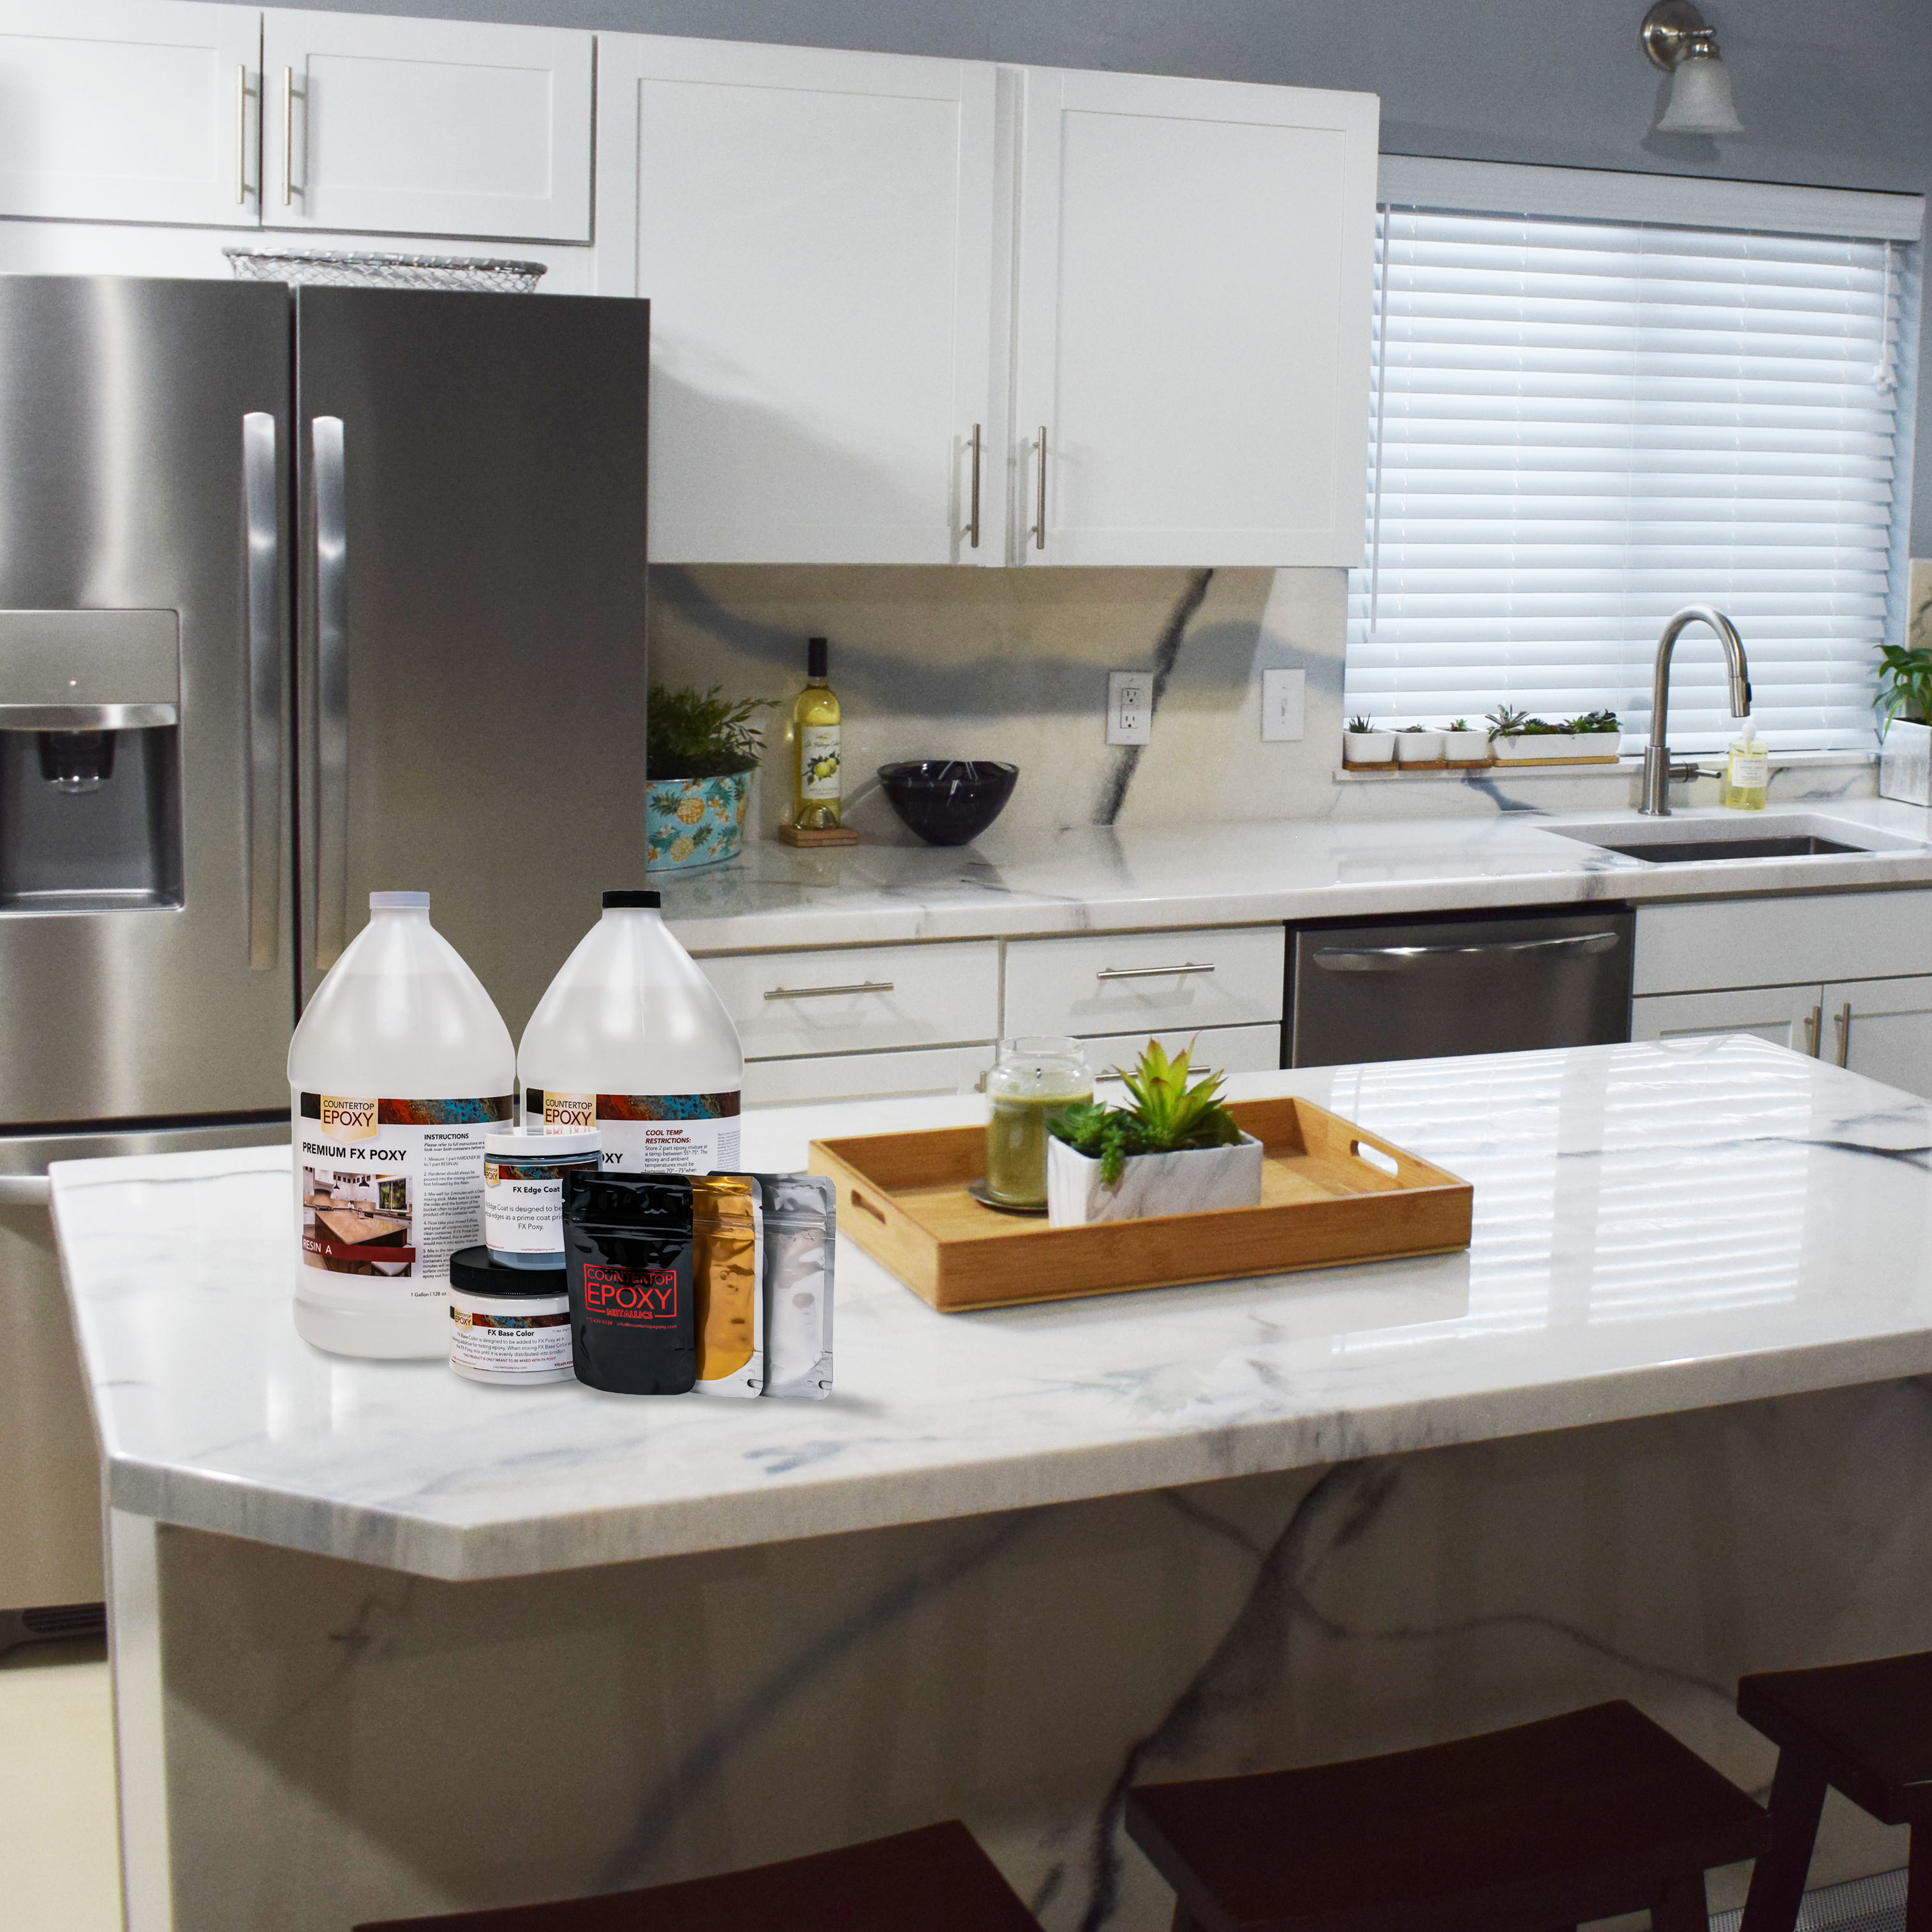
878, 760, 1019, 846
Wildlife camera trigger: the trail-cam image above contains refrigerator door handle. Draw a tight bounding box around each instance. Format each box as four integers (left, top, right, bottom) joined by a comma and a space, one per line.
311, 415, 350, 971
0, 1175, 52, 1208
242, 411, 280, 971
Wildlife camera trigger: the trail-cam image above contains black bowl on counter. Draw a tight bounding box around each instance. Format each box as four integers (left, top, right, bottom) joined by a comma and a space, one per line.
878, 760, 1018, 846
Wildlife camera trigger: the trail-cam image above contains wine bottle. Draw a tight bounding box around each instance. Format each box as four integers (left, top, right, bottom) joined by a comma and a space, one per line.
789, 635, 842, 829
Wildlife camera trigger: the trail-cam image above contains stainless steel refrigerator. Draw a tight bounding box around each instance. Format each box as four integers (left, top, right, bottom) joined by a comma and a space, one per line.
0, 276, 649, 1612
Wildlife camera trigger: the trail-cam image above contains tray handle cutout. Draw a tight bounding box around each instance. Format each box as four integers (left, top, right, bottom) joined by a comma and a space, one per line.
850, 1187, 889, 1225
1352, 1139, 1401, 1178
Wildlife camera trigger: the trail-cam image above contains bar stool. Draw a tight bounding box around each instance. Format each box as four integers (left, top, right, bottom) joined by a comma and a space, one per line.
1126, 1700, 1767, 1932
1737, 1651, 1932, 1932
352, 1819, 1043, 1932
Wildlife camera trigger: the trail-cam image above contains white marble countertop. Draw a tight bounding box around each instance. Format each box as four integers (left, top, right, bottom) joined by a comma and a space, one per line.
52, 1037, 1932, 1581
660, 800, 1932, 952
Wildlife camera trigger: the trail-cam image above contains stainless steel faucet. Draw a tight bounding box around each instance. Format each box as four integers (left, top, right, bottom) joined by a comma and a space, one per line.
1639, 605, 1751, 816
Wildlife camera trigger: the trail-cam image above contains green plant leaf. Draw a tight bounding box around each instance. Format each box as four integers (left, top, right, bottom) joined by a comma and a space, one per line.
648, 684, 772, 779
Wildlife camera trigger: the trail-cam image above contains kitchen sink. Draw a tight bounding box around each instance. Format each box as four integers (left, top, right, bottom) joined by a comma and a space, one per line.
1542, 813, 1925, 865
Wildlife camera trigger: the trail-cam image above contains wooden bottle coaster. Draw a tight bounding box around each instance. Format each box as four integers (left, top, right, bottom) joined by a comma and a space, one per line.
777, 823, 861, 848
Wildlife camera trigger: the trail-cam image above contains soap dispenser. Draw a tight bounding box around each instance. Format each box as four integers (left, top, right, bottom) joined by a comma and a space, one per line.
1721, 718, 1769, 811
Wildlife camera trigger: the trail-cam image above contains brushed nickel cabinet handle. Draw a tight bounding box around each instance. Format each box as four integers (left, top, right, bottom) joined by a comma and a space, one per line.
242, 412, 281, 971
1803, 1005, 1821, 1057
1836, 1001, 1852, 1067
0, 1175, 51, 1208
1096, 962, 1216, 982
236, 64, 249, 204
281, 66, 295, 205
764, 980, 895, 1001
1031, 425, 1047, 550
966, 423, 982, 550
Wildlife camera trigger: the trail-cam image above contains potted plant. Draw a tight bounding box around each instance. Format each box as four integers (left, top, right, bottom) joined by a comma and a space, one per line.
646, 684, 770, 871
1343, 714, 1396, 767
1565, 709, 1623, 762
1045, 1039, 1262, 1226
1395, 723, 1446, 765
1443, 718, 1491, 767
1488, 705, 1576, 763
1877, 642, 1932, 806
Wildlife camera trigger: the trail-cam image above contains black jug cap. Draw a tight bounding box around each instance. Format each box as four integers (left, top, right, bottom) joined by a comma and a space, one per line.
602, 889, 661, 909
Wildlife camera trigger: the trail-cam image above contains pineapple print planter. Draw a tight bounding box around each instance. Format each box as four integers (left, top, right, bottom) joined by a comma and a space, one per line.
646, 771, 751, 872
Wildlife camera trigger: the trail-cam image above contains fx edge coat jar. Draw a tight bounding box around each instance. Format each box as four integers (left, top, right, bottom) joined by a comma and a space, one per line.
447, 1245, 574, 1386
483, 1128, 600, 1269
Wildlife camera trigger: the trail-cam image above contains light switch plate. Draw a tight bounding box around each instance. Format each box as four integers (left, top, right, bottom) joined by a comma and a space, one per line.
1107, 670, 1153, 746
1262, 668, 1306, 742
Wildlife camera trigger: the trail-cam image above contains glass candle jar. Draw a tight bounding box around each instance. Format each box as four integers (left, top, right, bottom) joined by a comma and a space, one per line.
984, 1036, 1093, 1208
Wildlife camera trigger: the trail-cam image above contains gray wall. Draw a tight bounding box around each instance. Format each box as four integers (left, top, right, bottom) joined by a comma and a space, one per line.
274, 0, 1932, 544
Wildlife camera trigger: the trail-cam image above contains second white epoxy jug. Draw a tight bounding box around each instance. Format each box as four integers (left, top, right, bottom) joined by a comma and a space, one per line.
289, 891, 517, 1359
519, 889, 745, 1173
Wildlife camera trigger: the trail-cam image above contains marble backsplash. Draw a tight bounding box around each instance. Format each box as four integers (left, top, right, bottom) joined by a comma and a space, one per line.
646, 565, 1877, 858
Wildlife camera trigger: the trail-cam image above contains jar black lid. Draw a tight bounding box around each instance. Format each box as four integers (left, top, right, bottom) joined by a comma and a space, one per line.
449, 1246, 566, 1295
602, 889, 661, 909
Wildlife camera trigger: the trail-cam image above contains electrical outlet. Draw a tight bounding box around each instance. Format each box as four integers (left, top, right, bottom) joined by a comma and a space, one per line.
1107, 670, 1153, 746
1262, 668, 1306, 742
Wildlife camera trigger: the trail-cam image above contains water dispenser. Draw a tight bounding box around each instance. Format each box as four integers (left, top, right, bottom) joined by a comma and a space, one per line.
0, 610, 182, 910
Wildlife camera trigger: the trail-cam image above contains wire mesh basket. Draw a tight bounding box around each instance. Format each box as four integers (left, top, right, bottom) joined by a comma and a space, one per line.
223, 248, 547, 293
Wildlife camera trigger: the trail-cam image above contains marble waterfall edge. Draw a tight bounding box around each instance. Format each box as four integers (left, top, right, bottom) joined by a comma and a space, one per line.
1047, 1130, 1264, 1227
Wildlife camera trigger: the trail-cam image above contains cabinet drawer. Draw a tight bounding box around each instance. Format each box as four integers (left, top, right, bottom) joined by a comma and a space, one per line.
1082, 1023, 1281, 1079
1005, 927, 1285, 1037
702, 941, 1000, 1059
742, 1045, 996, 1109
1633, 891, 1932, 995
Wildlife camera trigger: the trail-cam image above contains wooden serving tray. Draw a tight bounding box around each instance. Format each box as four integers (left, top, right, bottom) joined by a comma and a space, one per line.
808, 1097, 1472, 1313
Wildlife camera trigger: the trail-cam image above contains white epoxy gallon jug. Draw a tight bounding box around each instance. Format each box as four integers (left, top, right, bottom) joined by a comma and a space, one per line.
519, 889, 744, 1174
289, 891, 516, 1359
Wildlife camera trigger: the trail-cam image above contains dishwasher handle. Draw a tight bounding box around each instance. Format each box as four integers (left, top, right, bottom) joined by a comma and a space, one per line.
1312, 931, 1623, 973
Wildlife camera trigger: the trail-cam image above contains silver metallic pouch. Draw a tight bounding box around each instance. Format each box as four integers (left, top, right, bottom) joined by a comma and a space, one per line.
746, 1173, 834, 1399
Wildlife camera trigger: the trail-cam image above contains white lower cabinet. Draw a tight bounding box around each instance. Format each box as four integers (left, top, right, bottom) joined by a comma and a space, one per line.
1083, 1024, 1281, 1079
742, 1044, 995, 1109
1004, 926, 1286, 1039
1824, 975, 1932, 1096
1630, 985, 1824, 1056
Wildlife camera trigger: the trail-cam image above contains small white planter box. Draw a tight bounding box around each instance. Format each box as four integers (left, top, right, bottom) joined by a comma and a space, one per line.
1343, 730, 1394, 765
1443, 729, 1490, 765
1047, 1131, 1264, 1227
1395, 731, 1445, 763
1880, 719, 1932, 807
1491, 732, 1621, 764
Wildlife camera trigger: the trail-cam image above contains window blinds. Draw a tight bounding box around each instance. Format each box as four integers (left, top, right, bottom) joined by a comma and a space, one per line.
1345, 207, 1912, 751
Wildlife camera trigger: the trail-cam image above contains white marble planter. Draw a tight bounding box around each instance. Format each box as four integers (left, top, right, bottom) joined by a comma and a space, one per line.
1443, 730, 1491, 765
1395, 731, 1446, 764
1493, 732, 1621, 764
1343, 730, 1394, 765
1047, 1130, 1264, 1227
1880, 719, 1932, 806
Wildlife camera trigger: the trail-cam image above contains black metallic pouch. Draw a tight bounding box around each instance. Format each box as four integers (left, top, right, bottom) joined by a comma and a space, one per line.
562, 1173, 695, 1395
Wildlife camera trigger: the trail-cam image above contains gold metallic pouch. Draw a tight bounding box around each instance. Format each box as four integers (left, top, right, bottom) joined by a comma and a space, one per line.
691, 1174, 763, 1397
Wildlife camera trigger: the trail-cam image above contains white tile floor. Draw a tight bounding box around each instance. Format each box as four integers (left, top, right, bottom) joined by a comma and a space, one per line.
0, 1637, 122, 1931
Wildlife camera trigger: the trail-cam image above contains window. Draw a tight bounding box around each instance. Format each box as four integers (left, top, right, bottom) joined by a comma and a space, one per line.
1345, 163, 1923, 751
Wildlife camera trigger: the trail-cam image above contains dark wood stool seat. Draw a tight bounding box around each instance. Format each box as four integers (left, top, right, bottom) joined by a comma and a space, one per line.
351, 1820, 1043, 1932
1126, 1700, 1768, 1932
1737, 1651, 1932, 1932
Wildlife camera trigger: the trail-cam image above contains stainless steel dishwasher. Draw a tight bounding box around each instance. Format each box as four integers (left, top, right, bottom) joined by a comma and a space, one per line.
1287, 906, 1635, 1067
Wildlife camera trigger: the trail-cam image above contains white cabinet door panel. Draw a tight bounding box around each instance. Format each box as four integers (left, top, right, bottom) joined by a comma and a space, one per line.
606, 35, 999, 563
0, 0, 260, 225
1012, 68, 1376, 565
1082, 1023, 1281, 1079
1633, 890, 1932, 996
263, 10, 592, 239
1824, 976, 1932, 1100
700, 941, 1001, 1058
1005, 926, 1286, 1038
1630, 985, 1823, 1055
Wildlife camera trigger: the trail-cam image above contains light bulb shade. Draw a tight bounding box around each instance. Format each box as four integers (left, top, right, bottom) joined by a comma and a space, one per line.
1656, 52, 1743, 134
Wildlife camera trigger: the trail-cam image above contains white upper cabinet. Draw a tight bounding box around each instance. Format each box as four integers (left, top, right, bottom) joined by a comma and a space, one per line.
601, 36, 1001, 564
0, 0, 261, 225
262, 9, 593, 240
1010, 69, 1378, 566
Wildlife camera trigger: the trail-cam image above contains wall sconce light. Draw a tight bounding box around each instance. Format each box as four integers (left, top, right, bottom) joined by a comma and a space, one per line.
1641, 1, 1743, 135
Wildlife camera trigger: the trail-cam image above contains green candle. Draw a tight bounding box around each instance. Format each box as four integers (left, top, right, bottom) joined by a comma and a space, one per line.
984, 1038, 1093, 1208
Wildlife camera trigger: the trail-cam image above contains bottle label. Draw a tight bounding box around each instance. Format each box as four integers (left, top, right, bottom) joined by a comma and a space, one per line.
450, 1289, 572, 1375
800, 725, 841, 801
1729, 751, 1770, 789
295, 1094, 512, 1308
526, 1089, 742, 1176
483, 1153, 596, 1255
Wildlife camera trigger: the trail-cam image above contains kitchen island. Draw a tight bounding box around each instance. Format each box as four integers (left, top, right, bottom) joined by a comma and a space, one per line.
54, 1038, 1932, 1932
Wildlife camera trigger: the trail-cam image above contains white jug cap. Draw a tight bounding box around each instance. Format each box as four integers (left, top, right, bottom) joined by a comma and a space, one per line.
370, 890, 430, 910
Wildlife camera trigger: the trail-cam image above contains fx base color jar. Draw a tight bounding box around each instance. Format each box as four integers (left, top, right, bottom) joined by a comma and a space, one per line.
449, 1244, 574, 1385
